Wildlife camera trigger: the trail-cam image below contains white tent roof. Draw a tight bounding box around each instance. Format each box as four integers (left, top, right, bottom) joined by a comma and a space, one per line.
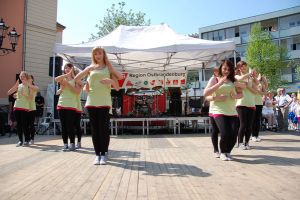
54, 24, 235, 71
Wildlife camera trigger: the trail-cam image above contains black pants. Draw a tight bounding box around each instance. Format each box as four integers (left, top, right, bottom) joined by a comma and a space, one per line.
214, 115, 239, 153
59, 109, 76, 144
210, 116, 219, 153
237, 106, 255, 144
74, 112, 82, 142
252, 105, 263, 137
14, 110, 30, 143
87, 108, 110, 156
28, 111, 36, 140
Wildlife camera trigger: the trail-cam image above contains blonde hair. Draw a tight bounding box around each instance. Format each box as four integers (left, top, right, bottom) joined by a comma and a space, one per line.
20, 71, 30, 80
92, 46, 108, 65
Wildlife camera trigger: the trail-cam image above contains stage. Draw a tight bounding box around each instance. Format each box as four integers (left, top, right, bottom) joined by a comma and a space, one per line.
82, 116, 211, 136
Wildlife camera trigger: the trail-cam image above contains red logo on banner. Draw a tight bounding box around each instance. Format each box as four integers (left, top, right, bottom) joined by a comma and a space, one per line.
180, 79, 186, 84
118, 72, 128, 87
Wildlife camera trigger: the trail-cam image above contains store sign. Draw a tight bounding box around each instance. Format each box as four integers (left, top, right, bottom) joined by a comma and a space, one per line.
118, 70, 187, 88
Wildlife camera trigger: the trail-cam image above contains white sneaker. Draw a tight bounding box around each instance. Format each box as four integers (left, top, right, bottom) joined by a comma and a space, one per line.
75, 142, 81, 149
69, 143, 76, 151
100, 156, 107, 165
252, 137, 257, 142
226, 153, 233, 161
214, 152, 220, 158
23, 142, 29, 147
16, 141, 22, 147
256, 137, 261, 142
93, 156, 100, 165
220, 153, 228, 161
239, 143, 246, 150
29, 140, 34, 145
245, 144, 251, 150
62, 144, 69, 151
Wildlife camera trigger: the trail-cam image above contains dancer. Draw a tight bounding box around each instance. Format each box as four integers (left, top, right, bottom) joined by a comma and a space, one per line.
204, 60, 243, 161
75, 46, 121, 165
235, 61, 257, 150
7, 71, 31, 146
55, 63, 81, 151
252, 73, 267, 141
28, 75, 39, 144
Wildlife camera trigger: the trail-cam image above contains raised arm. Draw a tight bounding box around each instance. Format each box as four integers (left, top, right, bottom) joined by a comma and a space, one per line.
74, 66, 93, 82
106, 59, 123, 80
7, 80, 19, 95
203, 76, 226, 97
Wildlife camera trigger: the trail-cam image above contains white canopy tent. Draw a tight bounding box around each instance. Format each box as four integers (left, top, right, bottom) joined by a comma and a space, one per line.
49, 24, 236, 122
53, 24, 236, 71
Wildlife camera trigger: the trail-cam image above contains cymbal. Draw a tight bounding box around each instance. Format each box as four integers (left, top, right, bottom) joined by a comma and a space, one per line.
126, 88, 139, 95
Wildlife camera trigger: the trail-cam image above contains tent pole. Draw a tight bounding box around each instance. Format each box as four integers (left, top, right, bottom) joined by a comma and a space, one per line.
234, 50, 237, 68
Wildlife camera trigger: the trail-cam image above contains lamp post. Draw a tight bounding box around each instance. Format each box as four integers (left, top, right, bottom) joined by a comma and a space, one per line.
0, 18, 21, 56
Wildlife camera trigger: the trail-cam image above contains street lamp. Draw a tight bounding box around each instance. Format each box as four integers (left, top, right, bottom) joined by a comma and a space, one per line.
0, 18, 21, 56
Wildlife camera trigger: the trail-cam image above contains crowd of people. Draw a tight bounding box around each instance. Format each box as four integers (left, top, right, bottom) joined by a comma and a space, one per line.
6, 51, 299, 165
204, 60, 300, 161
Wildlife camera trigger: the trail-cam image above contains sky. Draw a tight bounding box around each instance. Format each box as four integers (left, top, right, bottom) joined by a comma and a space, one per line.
57, 0, 300, 44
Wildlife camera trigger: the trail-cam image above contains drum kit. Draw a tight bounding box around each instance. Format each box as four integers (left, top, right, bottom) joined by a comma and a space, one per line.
128, 87, 163, 117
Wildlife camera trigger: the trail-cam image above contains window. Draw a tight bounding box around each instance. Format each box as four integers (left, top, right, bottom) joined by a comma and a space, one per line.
289, 22, 295, 27
235, 27, 240, 37
297, 21, 300, 26
225, 28, 235, 39
202, 33, 208, 40
208, 32, 213, 40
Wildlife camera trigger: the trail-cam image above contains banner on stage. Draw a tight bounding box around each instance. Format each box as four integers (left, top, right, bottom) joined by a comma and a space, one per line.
117, 70, 187, 89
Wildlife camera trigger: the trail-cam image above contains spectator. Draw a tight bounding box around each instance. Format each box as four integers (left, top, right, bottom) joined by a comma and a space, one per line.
275, 88, 292, 131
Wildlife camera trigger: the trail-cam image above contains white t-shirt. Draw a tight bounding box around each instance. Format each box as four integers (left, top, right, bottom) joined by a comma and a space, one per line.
277, 94, 292, 107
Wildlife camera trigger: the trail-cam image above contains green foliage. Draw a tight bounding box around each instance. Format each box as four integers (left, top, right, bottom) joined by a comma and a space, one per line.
246, 23, 288, 90
90, 2, 151, 40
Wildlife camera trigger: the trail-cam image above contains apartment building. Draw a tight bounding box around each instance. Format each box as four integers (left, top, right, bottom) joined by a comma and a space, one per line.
198, 6, 300, 93
0, 0, 63, 104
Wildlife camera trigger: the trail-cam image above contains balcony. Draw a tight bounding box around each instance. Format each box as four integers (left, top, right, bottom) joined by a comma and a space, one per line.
288, 49, 300, 59
225, 37, 241, 45
269, 31, 279, 39
280, 26, 300, 38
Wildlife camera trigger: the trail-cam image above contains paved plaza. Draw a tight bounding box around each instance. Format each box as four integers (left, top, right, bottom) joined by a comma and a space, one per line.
0, 131, 299, 200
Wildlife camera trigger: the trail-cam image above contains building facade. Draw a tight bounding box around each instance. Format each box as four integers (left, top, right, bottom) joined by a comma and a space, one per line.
198, 6, 300, 93
0, 0, 63, 105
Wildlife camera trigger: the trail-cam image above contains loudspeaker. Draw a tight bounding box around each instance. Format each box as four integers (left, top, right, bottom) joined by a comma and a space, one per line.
169, 99, 182, 116
168, 87, 181, 99
53, 95, 59, 119
49, 56, 63, 77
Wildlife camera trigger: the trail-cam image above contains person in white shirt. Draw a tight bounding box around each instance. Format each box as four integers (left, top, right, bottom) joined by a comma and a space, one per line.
276, 88, 292, 131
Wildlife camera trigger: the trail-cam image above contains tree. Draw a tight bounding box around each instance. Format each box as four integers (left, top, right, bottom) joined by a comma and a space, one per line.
246, 23, 288, 90
90, 2, 150, 40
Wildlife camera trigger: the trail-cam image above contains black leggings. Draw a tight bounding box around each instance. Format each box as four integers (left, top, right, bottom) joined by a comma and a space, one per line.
237, 106, 255, 144
252, 105, 263, 137
59, 109, 76, 144
74, 112, 82, 142
88, 107, 110, 156
210, 116, 219, 153
214, 115, 239, 153
28, 111, 36, 140
14, 110, 30, 143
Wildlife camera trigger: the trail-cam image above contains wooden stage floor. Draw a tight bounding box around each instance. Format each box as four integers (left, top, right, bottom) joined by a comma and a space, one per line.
0, 131, 299, 200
